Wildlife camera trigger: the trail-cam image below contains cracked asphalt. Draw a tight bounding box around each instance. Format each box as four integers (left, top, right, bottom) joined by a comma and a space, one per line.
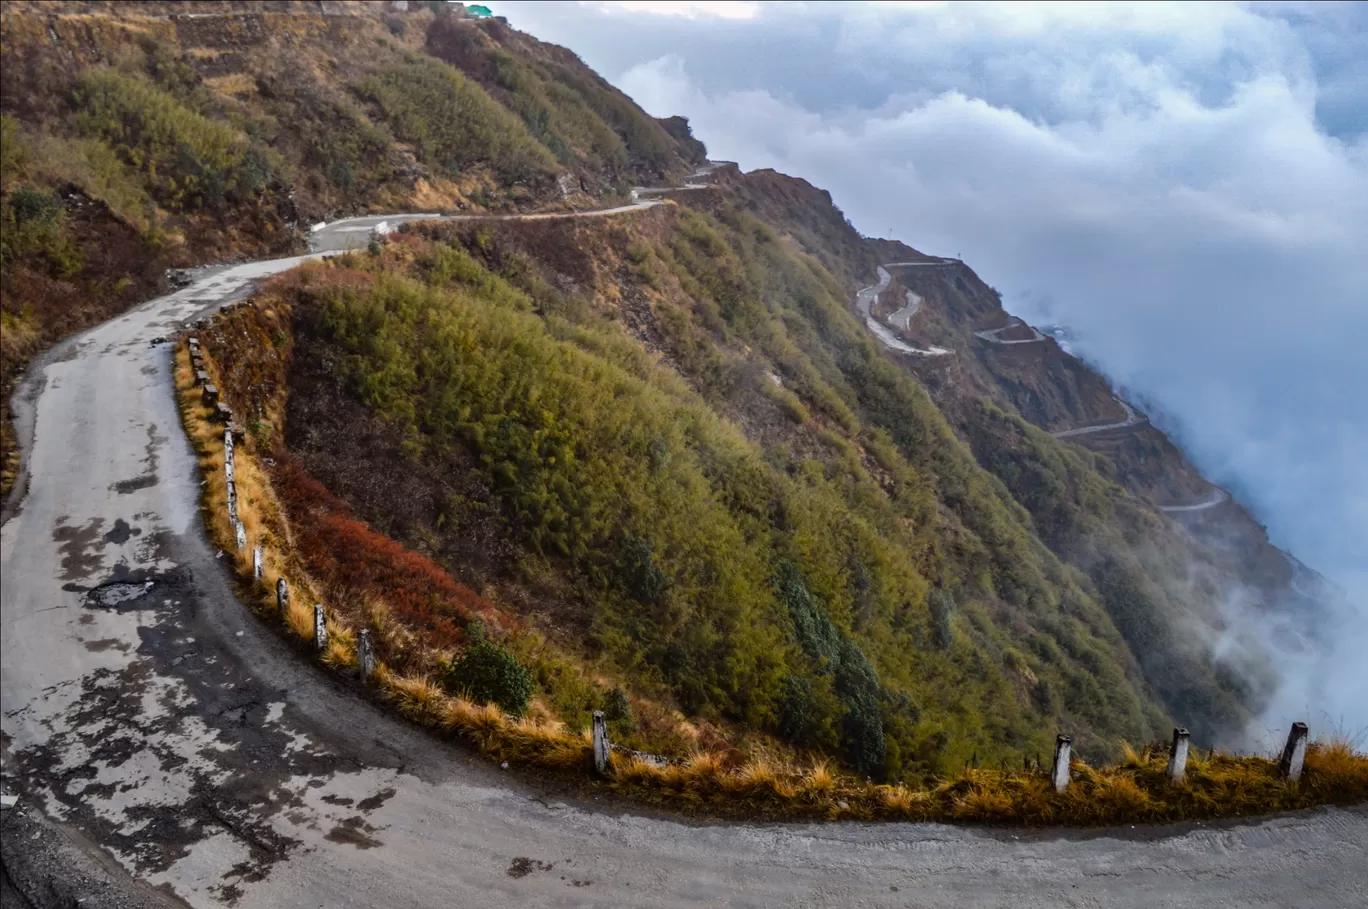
3, 211, 1366, 908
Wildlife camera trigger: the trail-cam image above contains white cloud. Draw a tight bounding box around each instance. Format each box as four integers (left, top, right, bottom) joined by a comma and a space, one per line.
585, 1, 761, 20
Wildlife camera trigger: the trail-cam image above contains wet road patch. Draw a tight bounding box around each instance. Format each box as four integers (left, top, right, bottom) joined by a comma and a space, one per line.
52, 516, 106, 581
6, 564, 370, 898
324, 816, 383, 850
103, 518, 142, 545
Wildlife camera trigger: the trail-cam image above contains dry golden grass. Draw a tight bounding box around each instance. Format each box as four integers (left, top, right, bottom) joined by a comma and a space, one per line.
801, 760, 836, 795
174, 333, 1368, 827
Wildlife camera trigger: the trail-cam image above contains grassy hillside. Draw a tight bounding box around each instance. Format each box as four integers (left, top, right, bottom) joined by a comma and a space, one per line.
208, 204, 1269, 782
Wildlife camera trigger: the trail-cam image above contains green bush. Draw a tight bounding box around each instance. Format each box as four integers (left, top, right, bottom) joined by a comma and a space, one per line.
446, 640, 534, 715
927, 588, 956, 651
778, 675, 840, 752
0, 185, 81, 276
604, 686, 634, 732
8, 185, 56, 224
617, 534, 667, 606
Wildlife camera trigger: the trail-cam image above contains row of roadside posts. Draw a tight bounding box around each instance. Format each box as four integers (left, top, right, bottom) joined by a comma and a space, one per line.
1047, 722, 1310, 792
586, 722, 1315, 784
194, 339, 1316, 788
191, 336, 376, 682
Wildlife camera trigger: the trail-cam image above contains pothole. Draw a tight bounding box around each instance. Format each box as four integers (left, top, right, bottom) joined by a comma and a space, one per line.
86, 580, 156, 608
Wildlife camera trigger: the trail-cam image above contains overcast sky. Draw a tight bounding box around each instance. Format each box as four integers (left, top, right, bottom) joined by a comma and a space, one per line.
497, 1, 1368, 723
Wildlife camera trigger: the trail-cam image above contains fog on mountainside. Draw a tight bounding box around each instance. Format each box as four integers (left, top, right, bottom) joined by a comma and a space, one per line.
501, 0, 1368, 742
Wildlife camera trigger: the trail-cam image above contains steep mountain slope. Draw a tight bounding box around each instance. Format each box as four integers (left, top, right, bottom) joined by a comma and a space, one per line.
200, 160, 1301, 782
2, 0, 1309, 782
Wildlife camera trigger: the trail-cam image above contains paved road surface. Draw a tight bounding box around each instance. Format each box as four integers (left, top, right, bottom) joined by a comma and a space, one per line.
974, 319, 1047, 344
4, 204, 1367, 908
888, 290, 923, 329
1052, 396, 1149, 438
1159, 487, 1231, 513
856, 265, 954, 356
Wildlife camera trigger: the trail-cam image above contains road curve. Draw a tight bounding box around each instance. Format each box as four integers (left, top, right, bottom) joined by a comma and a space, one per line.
856, 265, 954, 356
1159, 487, 1231, 513
4, 215, 1367, 909
1052, 396, 1149, 438
974, 319, 1047, 344
887, 290, 923, 329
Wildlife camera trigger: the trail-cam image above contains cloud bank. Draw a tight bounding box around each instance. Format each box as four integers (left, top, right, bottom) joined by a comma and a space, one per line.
501, 0, 1368, 732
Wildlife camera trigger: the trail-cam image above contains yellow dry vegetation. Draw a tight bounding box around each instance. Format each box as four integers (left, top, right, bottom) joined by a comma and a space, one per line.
204, 73, 256, 99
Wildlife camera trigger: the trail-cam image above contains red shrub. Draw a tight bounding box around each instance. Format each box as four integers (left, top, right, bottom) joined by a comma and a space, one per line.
271, 454, 495, 650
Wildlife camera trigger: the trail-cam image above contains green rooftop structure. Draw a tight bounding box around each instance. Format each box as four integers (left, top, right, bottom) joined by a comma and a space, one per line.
468, 4, 492, 17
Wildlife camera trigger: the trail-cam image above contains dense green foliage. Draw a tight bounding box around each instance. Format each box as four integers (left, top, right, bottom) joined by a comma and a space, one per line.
446, 639, 535, 715
356, 58, 559, 186
291, 217, 1185, 776
0, 184, 78, 274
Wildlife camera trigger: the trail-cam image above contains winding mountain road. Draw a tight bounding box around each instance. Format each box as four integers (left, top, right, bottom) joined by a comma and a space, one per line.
974, 319, 1048, 344
4, 195, 1367, 908
1159, 487, 1231, 513
856, 265, 954, 356
887, 290, 923, 329
860, 265, 1218, 516
313, 163, 721, 253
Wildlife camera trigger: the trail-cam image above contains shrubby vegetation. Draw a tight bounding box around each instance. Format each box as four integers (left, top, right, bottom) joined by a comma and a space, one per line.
959, 400, 1257, 740
0, 3, 704, 495
279, 220, 1185, 778
71, 69, 279, 211
447, 638, 535, 715
356, 58, 559, 187
425, 16, 689, 183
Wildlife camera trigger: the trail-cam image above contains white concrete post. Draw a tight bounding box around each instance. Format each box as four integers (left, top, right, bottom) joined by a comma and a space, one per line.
1166, 727, 1190, 784
1279, 722, 1309, 782
314, 605, 329, 652
234, 520, 246, 551
276, 577, 289, 619
358, 629, 377, 680
252, 546, 263, 580
1051, 734, 1073, 793
226, 479, 238, 524
592, 710, 611, 776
